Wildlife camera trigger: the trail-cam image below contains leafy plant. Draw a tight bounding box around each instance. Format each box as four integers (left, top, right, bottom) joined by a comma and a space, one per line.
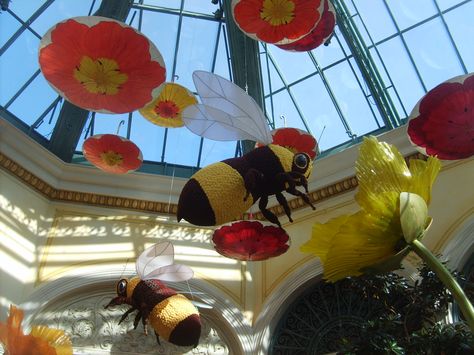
337, 262, 474, 354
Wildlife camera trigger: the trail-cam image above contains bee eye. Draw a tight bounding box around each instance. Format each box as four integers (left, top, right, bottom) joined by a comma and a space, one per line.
117, 279, 128, 296
294, 153, 309, 170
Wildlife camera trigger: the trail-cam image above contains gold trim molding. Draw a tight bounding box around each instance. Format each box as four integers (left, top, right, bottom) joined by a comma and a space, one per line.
0, 151, 425, 218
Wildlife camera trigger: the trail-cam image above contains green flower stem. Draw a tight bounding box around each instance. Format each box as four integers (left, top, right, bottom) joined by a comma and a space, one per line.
410, 239, 474, 333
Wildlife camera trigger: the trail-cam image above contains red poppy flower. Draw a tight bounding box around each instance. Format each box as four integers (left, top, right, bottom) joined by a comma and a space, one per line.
212, 220, 290, 261
407, 73, 474, 160
83, 134, 143, 174
232, 0, 324, 45
276, 0, 335, 52
256, 127, 318, 159
139, 83, 197, 127
39, 16, 166, 114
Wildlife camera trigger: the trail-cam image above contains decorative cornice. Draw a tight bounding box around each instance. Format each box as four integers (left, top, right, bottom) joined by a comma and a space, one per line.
0, 151, 178, 215
0, 150, 426, 219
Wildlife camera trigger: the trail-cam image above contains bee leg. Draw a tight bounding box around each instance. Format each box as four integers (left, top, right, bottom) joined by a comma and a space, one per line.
141, 313, 149, 336
154, 331, 161, 345
275, 192, 293, 223
133, 312, 142, 330
259, 195, 282, 227
290, 172, 310, 193
243, 169, 263, 201
118, 307, 136, 325
286, 186, 316, 210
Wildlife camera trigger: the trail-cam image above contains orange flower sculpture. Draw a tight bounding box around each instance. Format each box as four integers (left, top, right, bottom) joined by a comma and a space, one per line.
0, 305, 72, 355
276, 0, 335, 52
82, 134, 143, 174
232, 0, 324, 44
256, 127, 318, 159
139, 82, 198, 127
39, 16, 166, 114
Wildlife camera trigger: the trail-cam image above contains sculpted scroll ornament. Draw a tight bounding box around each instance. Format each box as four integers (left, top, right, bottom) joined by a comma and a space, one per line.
30, 294, 229, 354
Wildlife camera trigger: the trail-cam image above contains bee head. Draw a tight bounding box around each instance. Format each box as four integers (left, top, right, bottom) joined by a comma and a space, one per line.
116, 278, 129, 297
292, 152, 312, 178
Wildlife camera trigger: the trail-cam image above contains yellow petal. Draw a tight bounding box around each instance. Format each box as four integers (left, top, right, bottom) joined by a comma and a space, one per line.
355, 136, 412, 214
301, 214, 351, 264
406, 157, 441, 204
302, 211, 402, 282
355, 136, 441, 214
31, 326, 73, 355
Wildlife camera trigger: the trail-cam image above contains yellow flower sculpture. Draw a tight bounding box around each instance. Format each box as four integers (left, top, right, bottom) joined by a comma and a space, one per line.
301, 136, 441, 282
139, 82, 197, 128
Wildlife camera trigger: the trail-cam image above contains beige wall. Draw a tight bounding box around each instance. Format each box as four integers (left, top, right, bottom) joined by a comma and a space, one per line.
1, 119, 473, 353
0, 171, 55, 319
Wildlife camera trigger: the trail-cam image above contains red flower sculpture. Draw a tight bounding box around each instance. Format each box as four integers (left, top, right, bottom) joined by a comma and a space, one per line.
276, 0, 335, 52
39, 16, 166, 114
257, 127, 318, 159
407, 73, 474, 160
212, 220, 290, 261
83, 134, 143, 174
232, 0, 324, 45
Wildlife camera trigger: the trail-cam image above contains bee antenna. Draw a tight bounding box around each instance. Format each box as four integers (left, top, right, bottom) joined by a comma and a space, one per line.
317, 125, 326, 150
119, 258, 130, 279
185, 279, 195, 301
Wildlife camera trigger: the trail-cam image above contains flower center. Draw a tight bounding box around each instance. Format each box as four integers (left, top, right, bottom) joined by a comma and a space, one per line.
260, 0, 295, 26
74, 56, 128, 95
100, 150, 123, 166
154, 100, 180, 118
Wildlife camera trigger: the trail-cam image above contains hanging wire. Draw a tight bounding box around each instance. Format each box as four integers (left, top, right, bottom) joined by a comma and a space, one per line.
116, 120, 125, 135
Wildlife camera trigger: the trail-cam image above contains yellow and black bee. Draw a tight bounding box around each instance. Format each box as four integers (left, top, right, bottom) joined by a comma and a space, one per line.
177, 144, 314, 227
105, 242, 201, 348
178, 71, 316, 227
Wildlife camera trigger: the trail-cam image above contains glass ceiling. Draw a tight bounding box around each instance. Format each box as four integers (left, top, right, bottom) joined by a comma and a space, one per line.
0, 0, 472, 177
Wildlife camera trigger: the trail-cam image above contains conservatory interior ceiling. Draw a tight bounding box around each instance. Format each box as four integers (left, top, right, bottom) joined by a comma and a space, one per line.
1, 0, 472, 176
1, 0, 474, 353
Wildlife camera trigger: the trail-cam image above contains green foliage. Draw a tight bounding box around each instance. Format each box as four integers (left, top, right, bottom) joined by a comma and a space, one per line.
337, 263, 474, 354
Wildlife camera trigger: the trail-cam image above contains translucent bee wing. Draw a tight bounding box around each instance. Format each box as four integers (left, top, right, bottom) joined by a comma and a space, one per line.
142, 263, 194, 282
183, 70, 273, 145
136, 242, 175, 280
182, 104, 269, 143
191, 300, 213, 310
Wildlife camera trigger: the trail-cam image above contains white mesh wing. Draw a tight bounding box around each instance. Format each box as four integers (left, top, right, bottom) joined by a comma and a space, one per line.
183, 71, 272, 144
142, 264, 194, 282
135, 242, 174, 279
182, 104, 269, 143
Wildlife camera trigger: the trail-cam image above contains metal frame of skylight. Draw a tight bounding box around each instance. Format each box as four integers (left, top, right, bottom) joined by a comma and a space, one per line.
0, 0, 472, 176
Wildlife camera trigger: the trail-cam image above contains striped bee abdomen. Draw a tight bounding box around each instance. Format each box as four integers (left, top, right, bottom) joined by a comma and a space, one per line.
132, 279, 201, 347
149, 294, 201, 347
177, 161, 254, 226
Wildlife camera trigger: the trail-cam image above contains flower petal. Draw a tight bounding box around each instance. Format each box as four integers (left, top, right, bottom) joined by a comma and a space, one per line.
302, 211, 402, 282
355, 136, 441, 214
213, 220, 290, 261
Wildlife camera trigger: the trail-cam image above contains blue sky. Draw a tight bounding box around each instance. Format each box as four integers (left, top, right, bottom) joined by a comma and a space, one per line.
0, 0, 472, 169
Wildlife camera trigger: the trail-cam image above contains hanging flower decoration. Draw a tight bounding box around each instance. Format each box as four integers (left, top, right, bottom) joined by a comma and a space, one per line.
0, 304, 73, 355
276, 0, 335, 52
300, 136, 441, 282
232, 0, 324, 45
256, 127, 318, 159
407, 73, 474, 160
82, 134, 143, 174
39, 16, 166, 114
213, 220, 290, 261
139, 82, 198, 128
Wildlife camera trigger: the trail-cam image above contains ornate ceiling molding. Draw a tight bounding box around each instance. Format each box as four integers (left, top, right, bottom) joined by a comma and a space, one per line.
1, 118, 439, 221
